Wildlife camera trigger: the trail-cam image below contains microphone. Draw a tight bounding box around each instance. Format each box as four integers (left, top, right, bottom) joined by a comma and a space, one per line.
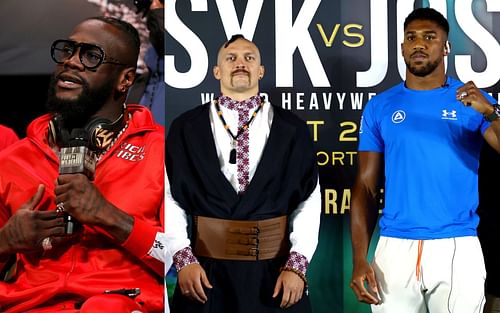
58, 128, 97, 234
59, 128, 96, 180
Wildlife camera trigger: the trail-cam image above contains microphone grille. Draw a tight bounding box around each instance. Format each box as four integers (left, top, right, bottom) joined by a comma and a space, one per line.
68, 128, 89, 147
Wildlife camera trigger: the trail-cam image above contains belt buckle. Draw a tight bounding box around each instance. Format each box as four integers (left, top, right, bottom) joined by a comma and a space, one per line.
249, 246, 259, 260
251, 225, 260, 260
251, 226, 260, 235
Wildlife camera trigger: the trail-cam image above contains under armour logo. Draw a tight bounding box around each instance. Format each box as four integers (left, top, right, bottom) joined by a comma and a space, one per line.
442, 109, 457, 120
391, 110, 406, 123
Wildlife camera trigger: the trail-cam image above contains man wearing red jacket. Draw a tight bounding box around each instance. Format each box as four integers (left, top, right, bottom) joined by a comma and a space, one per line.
0, 16, 164, 312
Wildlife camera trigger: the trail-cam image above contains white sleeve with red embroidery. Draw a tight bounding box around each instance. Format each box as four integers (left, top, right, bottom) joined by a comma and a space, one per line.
288, 177, 321, 262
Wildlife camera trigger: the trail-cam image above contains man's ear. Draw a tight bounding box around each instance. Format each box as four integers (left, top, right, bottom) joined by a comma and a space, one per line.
119, 68, 136, 93
259, 65, 265, 80
444, 41, 451, 55
213, 66, 221, 80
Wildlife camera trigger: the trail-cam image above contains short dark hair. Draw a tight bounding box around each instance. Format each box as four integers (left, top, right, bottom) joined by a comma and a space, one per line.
85, 16, 141, 66
224, 34, 246, 48
404, 7, 449, 35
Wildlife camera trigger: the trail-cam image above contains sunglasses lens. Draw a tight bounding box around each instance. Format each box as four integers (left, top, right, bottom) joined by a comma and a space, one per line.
80, 45, 104, 69
51, 40, 104, 69
52, 40, 75, 64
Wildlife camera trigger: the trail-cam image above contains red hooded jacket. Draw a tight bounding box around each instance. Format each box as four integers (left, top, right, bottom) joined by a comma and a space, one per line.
0, 105, 164, 312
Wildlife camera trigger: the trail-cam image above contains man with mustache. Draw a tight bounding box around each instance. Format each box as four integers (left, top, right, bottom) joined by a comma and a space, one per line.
165, 34, 321, 312
350, 7, 500, 313
0, 16, 164, 312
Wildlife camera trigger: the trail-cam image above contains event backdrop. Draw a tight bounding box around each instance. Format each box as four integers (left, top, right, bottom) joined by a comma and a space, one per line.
166, 1, 500, 312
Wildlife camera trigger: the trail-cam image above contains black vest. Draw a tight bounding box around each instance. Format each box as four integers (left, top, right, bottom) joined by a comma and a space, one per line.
166, 102, 318, 220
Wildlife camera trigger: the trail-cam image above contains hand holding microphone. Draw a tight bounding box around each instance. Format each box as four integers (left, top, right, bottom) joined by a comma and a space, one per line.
55, 128, 97, 235
54, 127, 134, 244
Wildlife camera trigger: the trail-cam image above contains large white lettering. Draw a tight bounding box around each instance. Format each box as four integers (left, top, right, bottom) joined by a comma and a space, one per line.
216, 0, 263, 39
455, 0, 500, 87
275, 0, 329, 87
356, 0, 388, 87
165, 0, 208, 88
166, 0, 500, 90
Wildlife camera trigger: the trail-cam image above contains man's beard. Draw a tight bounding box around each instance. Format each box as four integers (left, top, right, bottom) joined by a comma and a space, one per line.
406, 58, 441, 77
45, 73, 115, 129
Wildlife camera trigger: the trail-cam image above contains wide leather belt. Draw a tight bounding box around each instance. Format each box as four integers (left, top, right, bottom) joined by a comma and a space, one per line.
193, 215, 288, 261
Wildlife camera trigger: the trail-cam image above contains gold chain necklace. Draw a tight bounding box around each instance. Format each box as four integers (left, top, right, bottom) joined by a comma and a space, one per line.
96, 114, 130, 162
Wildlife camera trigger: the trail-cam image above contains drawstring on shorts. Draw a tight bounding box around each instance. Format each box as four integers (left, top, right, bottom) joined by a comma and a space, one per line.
416, 240, 423, 281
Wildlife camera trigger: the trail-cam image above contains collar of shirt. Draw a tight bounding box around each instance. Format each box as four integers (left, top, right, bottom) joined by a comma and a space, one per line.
209, 99, 273, 191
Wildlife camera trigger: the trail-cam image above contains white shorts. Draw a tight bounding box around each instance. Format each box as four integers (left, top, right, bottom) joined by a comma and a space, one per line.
371, 236, 486, 313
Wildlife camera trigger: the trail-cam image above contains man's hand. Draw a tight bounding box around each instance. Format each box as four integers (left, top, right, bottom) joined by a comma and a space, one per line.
0, 185, 66, 256
177, 263, 213, 303
272, 270, 305, 309
456, 81, 494, 114
54, 174, 133, 242
350, 260, 381, 304
54, 174, 107, 225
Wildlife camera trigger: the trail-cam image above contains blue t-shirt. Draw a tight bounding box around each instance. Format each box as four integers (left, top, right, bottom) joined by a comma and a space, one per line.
359, 76, 493, 239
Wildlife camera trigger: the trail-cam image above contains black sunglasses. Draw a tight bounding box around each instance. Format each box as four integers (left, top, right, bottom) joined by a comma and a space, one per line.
51, 39, 128, 70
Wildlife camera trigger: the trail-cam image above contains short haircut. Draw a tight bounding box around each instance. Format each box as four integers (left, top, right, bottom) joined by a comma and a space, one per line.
217, 34, 262, 65
85, 16, 140, 66
404, 7, 449, 35
224, 34, 246, 48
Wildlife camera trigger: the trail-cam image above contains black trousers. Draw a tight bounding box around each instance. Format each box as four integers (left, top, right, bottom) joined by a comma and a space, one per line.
171, 257, 312, 313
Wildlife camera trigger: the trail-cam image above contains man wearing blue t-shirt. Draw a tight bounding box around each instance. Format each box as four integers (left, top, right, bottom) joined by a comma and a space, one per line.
350, 7, 500, 313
